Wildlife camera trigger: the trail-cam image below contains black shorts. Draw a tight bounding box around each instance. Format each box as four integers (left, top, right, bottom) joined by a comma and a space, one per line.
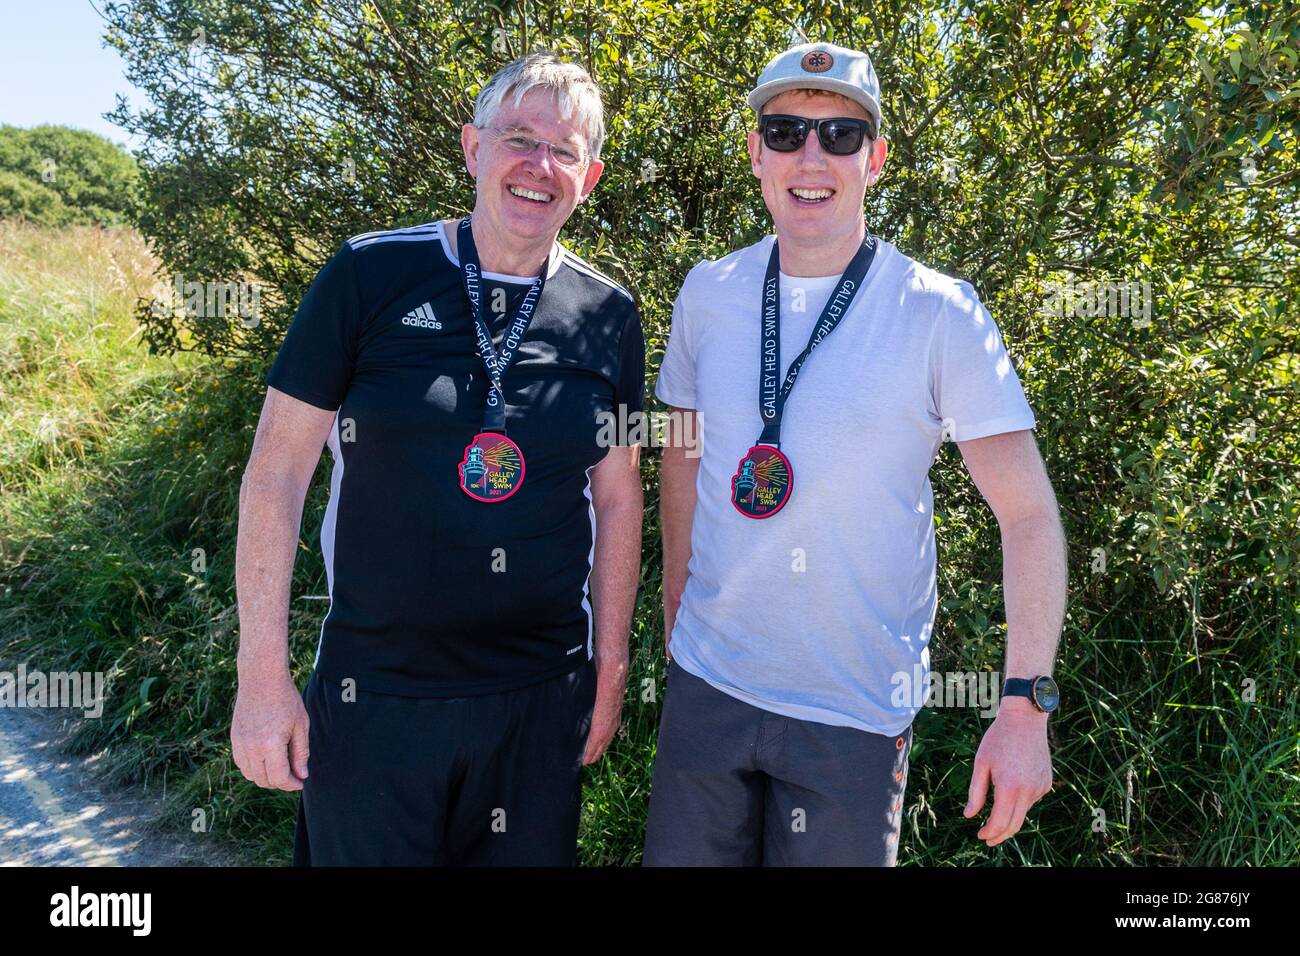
293, 658, 596, 866
642, 660, 913, 866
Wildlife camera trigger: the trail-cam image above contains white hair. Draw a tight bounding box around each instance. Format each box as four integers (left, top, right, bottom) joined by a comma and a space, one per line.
474, 51, 606, 161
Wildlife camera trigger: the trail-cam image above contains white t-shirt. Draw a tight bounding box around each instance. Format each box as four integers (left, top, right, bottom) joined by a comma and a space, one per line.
654, 233, 1037, 735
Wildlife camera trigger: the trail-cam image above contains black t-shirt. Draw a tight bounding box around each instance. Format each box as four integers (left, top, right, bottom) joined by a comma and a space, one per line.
265, 219, 645, 696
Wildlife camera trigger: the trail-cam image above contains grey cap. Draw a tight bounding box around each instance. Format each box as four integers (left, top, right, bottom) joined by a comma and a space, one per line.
747, 42, 882, 133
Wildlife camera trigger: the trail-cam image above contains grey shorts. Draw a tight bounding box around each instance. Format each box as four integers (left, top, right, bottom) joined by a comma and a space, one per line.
642, 660, 913, 866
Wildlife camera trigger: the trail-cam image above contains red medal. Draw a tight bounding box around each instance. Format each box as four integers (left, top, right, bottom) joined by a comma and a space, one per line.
731, 444, 793, 518
455, 217, 543, 505
738, 232, 875, 520
458, 432, 526, 502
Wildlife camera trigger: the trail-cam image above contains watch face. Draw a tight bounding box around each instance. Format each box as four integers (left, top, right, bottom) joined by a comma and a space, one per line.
1033, 677, 1060, 712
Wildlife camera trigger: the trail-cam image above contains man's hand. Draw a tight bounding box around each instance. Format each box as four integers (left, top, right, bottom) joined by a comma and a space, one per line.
233, 386, 334, 792
956, 428, 1063, 847
585, 440, 641, 766
963, 699, 1053, 846
582, 654, 627, 765
231, 673, 310, 791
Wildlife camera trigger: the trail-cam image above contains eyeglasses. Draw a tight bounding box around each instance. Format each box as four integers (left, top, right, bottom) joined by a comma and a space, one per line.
759, 114, 877, 155
479, 126, 588, 167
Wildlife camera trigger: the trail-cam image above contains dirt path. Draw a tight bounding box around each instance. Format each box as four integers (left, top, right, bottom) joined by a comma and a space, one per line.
0, 703, 244, 866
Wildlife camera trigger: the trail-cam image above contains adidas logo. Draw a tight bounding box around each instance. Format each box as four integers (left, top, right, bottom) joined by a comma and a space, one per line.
401, 302, 442, 330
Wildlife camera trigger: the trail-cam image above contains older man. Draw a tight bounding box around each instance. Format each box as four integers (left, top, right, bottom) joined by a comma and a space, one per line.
645, 42, 1065, 865
232, 51, 645, 865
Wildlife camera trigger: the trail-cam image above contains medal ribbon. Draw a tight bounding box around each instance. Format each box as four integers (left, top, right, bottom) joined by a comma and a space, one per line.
757, 232, 878, 445
458, 215, 547, 433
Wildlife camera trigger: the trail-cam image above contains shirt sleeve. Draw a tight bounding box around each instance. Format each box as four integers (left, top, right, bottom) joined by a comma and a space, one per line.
264, 240, 363, 411
929, 281, 1036, 442
613, 302, 647, 424
653, 282, 697, 409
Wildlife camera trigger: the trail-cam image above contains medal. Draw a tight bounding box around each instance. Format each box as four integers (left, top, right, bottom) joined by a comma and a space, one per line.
733, 229, 877, 519
455, 216, 546, 502
458, 432, 526, 502
731, 444, 793, 518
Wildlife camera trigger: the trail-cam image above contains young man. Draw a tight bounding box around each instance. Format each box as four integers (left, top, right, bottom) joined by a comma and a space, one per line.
645, 42, 1066, 866
232, 52, 645, 865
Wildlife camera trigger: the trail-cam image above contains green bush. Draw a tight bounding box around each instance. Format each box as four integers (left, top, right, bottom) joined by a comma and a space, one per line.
0, 125, 140, 226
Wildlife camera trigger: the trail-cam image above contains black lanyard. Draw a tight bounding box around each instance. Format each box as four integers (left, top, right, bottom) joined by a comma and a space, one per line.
458, 216, 547, 433
758, 233, 878, 446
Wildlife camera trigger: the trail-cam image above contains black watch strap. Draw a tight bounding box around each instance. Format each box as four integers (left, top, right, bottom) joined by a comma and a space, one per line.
1002, 677, 1036, 698
1001, 676, 1059, 713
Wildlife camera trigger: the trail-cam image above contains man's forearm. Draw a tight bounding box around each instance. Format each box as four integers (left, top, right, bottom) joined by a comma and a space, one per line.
999, 509, 1068, 702
590, 496, 642, 684
235, 468, 308, 685
660, 444, 698, 639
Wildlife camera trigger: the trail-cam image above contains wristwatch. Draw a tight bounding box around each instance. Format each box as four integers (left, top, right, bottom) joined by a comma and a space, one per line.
1001, 676, 1060, 714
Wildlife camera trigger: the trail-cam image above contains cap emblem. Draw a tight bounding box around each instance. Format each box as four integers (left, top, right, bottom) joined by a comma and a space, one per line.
800, 50, 834, 73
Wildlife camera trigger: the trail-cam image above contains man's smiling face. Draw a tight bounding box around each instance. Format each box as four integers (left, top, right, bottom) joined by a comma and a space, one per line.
462, 85, 604, 245
747, 89, 888, 248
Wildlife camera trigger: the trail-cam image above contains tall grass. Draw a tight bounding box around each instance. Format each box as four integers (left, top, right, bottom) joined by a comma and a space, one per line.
0, 219, 298, 862
1, 221, 1295, 867
0, 221, 170, 486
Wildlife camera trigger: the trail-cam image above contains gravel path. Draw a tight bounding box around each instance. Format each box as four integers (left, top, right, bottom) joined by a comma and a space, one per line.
0, 703, 241, 866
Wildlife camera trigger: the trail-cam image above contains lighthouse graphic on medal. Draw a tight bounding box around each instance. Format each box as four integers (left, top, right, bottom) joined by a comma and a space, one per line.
731, 444, 793, 518
458, 432, 525, 502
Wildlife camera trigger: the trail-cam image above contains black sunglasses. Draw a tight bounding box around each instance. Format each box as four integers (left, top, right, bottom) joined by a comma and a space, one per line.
760, 114, 877, 155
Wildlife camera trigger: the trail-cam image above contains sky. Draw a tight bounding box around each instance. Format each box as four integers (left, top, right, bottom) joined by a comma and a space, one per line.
0, 0, 148, 149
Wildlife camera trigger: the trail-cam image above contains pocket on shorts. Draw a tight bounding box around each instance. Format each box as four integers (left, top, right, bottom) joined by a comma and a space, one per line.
889, 724, 914, 791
